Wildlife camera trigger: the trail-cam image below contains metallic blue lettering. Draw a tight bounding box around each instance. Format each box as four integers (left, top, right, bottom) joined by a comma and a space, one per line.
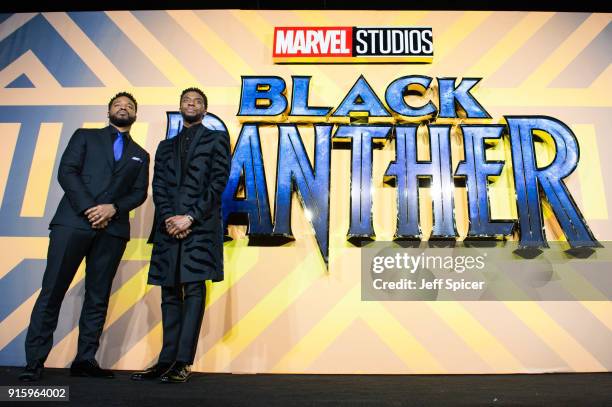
333, 75, 391, 117
273, 124, 332, 261
507, 116, 599, 248
238, 76, 287, 116
385, 125, 457, 239
289, 76, 332, 117
385, 75, 437, 117
221, 124, 274, 234
334, 125, 391, 238
455, 125, 514, 237
438, 78, 490, 118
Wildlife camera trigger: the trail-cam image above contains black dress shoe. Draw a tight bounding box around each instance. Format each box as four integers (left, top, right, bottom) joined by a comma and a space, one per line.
160, 362, 192, 383
70, 359, 114, 378
131, 362, 173, 381
19, 362, 43, 382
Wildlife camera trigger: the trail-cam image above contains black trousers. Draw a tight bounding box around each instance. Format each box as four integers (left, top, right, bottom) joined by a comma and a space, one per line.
158, 282, 206, 364
158, 243, 207, 365
24, 225, 127, 365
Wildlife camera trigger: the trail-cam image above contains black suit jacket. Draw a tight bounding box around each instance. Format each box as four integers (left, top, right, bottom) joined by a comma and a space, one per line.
50, 125, 150, 240
148, 126, 231, 285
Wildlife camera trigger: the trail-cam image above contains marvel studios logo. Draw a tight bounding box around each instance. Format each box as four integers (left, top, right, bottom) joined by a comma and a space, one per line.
273, 26, 433, 63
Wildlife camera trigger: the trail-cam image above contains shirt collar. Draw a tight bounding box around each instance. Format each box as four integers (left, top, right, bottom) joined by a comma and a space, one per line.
108, 126, 131, 141
180, 122, 203, 134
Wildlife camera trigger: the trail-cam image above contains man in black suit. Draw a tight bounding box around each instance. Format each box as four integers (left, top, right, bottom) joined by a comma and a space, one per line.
131, 87, 230, 383
19, 92, 150, 382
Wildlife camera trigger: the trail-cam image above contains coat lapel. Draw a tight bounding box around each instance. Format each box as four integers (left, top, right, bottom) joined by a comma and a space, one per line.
175, 124, 205, 185
173, 134, 181, 186
184, 125, 205, 175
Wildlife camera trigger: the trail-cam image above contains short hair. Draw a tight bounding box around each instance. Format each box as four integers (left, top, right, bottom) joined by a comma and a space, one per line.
180, 87, 208, 109
108, 92, 138, 111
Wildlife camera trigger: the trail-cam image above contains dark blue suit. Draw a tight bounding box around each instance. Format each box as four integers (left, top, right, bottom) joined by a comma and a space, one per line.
25, 125, 149, 365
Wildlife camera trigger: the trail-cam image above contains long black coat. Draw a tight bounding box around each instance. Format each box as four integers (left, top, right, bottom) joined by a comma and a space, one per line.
148, 126, 231, 285
50, 125, 149, 239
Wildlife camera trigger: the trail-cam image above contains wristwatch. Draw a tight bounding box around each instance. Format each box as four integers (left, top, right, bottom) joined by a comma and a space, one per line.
185, 214, 194, 224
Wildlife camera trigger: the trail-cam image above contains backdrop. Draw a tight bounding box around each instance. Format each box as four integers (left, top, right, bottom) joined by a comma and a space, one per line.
0, 10, 610, 373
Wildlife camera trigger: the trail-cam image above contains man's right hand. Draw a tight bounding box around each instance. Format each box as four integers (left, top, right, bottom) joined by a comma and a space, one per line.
174, 229, 192, 239
92, 219, 110, 229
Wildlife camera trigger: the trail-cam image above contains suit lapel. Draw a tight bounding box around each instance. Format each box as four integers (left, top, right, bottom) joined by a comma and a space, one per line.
113, 139, 137, 174
102, 126, 115, 170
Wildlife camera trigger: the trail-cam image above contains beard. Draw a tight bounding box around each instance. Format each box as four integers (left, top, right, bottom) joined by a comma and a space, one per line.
181, 111, 204, 124
109, 111, 136, 127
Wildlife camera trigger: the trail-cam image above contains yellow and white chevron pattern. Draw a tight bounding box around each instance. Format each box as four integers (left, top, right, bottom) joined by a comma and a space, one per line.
0, 10, 610, 373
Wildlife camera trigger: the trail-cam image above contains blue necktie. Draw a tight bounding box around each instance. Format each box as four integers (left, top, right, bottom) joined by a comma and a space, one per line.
113, 132, 124, 161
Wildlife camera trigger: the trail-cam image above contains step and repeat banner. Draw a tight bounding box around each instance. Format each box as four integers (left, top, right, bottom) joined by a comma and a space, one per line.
0, 10, 611, 373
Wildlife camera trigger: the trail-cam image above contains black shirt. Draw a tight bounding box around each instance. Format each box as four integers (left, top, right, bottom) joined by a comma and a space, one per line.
178, 123, 202, 177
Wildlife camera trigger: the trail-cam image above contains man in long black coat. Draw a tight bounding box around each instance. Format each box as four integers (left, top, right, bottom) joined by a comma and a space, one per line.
131, 87, 230, 383
19, 92, 150, 381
